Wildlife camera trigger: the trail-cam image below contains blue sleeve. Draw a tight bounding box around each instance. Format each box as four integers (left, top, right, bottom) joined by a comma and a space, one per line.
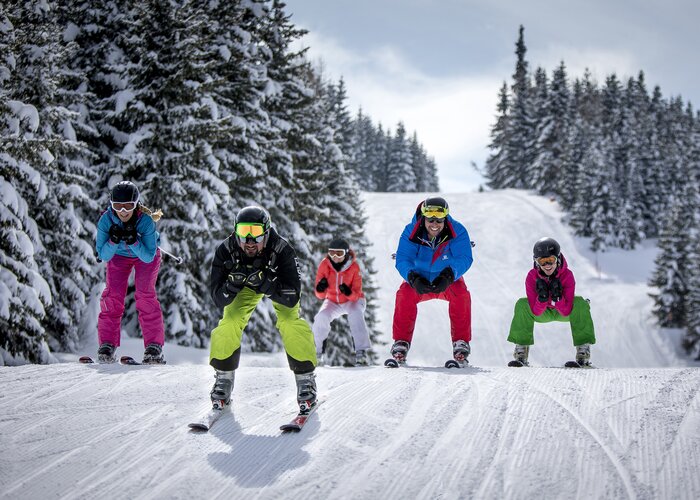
394, 222, 417, 282
447, 222, 473, 279
128, 215, 158, 263
96, 212, 118, 262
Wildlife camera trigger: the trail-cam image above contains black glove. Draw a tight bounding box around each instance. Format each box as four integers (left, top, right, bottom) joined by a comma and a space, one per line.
226, 264, 247, 293
254, 270, 277, 296
408, 271, 432, 295
122, 222, 137, 245
549, 277, 563, 302
316, 277, 329, 293
535, 278, 550, 303
431, 267, 454, 294
108, 224, 123, 244
339, 283, 352, 296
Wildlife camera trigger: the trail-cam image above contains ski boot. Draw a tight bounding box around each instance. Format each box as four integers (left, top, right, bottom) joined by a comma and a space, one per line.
355, 349, 369, 366
142, 343, 165, 364
509, 345, 529, 367
295, 371, 318, 414
391, 340, 410, 363
210, 370, 235, 410
575, 344, 591, 367
97, 343, 116, 364
452, 340, 470, 367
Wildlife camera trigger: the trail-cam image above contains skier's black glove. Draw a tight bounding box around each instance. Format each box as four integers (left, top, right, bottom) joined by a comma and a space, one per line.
226, 265, 247, 293
535, 278, 550, 302
254, 270, 277, 296
431, 267, 454, 294
108, 224, 123, 244
549, 277, 563, 302
339, 283, 352, 296
408, 271, 432, 295
122, 222, 137, 245
316, 277, 329, 293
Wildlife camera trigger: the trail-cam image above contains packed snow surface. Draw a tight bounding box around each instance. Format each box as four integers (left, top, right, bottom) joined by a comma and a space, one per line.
2, 190, 698, 500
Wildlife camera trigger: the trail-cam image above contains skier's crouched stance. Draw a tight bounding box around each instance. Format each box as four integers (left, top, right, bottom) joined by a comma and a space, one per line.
208, 205, 317, 412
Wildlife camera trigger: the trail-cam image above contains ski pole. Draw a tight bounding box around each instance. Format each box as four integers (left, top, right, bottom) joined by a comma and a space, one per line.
159, 247, 184, 264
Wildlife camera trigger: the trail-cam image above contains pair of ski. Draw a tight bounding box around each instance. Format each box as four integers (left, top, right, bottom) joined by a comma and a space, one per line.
188, 400, 321, 433
508, 360, 594, 368
79, 355, 161, 366
384, 358, 468, 369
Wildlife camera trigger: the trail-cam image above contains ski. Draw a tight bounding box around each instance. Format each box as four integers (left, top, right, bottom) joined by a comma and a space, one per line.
280, 400, 321, 433
384, 358, 401, 368
79, 356, 95, 364
120, 356, 141, 365
445, 359, 469, 368
188, 407, 226, 431
508, 360, 528, 367
564, 360, 594, 368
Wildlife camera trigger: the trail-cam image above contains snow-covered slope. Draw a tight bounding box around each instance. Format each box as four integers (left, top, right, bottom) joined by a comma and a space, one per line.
1, 190, 698, 500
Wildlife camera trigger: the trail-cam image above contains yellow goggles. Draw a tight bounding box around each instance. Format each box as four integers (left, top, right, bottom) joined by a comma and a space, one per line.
235, 223, 266, 239
421, 205, 449, 219
536, 255, 558, 267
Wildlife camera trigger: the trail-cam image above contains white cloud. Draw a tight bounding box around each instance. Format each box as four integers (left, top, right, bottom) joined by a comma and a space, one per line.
296, 31, 498, 191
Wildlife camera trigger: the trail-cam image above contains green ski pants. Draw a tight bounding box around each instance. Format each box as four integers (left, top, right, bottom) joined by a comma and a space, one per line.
209, 287, 317, 371
507, 296, 596, 346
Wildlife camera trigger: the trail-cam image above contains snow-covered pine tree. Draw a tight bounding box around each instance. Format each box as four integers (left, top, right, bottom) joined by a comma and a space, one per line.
648, 188, 695, 328
484, 82, 511, 189
2, 2, 99, 358
386, 121, 415, 192
348, 109, 375, 190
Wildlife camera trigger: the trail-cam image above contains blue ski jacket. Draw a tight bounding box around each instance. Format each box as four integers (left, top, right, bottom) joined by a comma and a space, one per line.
96, 207, 159, 263
395, 207, 473, 283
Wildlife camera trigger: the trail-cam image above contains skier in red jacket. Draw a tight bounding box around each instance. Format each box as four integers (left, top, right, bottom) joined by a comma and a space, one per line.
312, 238, 371, 366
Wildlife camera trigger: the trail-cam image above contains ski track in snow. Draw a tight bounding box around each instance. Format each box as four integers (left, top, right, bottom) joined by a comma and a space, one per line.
1, 190, 699, 500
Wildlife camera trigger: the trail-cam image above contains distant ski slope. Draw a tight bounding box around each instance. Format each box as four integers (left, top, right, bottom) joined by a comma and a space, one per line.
1, 190, 698, 500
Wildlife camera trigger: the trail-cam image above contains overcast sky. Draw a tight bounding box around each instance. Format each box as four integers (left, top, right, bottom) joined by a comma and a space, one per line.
285, 0, 700, 192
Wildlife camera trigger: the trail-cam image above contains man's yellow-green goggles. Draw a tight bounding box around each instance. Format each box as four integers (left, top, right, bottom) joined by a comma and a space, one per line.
235, 223, 267, 242
421, 204, 449, 219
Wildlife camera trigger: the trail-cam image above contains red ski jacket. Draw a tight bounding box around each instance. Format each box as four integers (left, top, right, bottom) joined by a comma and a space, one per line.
314, 250, 365, 304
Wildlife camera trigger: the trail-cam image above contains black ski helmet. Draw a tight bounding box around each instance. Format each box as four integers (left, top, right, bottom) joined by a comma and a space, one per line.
110, 181, 139, 204
533, 237, 561, 259
328, 238, 350, 251
235, 205, 271, 245
420, 196, 449, 218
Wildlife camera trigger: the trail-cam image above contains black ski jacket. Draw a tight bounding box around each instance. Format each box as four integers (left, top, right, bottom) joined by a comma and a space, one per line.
210, 227, 302, 309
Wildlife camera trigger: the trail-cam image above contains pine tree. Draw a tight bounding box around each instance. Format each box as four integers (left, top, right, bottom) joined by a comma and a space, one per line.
386, 122, 415, 191
484, 82, 511, 189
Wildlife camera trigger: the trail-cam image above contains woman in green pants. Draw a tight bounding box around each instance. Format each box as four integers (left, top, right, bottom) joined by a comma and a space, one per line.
507, 237, 595, 367
208, 206, 317, 413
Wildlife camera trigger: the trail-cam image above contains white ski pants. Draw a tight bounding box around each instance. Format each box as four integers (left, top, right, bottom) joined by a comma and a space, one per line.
312, 298, 370, 352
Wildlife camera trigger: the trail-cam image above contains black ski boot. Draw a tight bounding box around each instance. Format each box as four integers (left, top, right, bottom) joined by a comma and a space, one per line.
97, 343, 116, 364
142, 343, 165, 364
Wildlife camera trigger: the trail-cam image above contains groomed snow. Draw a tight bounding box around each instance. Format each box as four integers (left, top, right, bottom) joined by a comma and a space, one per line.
1, 190, 698, 500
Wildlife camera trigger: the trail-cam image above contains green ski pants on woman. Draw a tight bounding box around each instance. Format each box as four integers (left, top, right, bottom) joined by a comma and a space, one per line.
209, 287, 317, 371
507, 296, 596, 346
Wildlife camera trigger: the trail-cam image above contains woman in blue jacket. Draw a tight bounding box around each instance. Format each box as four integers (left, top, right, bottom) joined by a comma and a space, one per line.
95, 181, 164, 364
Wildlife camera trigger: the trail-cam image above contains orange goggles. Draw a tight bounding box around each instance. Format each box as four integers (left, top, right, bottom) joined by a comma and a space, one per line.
235, 223, 266, 241
535, 255, 558, 267
328, 249, 347, 258
421, 205, 449, 219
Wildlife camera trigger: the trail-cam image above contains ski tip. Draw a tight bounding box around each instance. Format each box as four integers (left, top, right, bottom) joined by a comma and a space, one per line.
188, 423, 210, 432
444, 360, 460, 369
79, 356, 95, 364
120, 356, 141, 365
384, 358, 400, 368
508, 360, 526, 367
564, 361, 595, 369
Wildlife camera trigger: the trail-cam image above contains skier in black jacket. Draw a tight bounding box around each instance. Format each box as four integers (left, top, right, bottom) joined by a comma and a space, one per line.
208, 206, 317, 413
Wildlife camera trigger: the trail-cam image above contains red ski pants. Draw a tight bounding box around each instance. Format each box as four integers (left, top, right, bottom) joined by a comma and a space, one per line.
392, 277, 472, 343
